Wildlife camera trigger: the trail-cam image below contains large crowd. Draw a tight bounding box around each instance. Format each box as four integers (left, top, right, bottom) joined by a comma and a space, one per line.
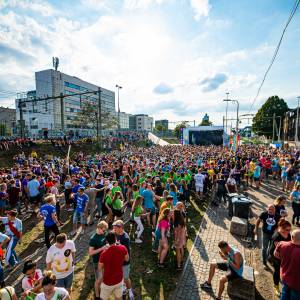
0, 143, 299, 300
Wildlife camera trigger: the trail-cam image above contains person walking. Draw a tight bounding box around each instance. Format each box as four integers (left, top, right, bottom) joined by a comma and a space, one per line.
113, 220, 134, 300
72, 187, 89, 235
290, 184, 300, 226
268, 218, 291, 296
254, 204, 280, 266
274, 229, 300, 300
88, 221, 109, 300
38, 195, 60, 249
0, 210, 22, 267
46, 233, 76, 293
201, 241, 244, 300
98, 231, 129, 300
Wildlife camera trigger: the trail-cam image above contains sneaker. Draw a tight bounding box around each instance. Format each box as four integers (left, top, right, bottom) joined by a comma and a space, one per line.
71, 230, 77, 236
128, 289, 135, 300
80, 229, 85, 235
67, 208, 74, 212
157, 263, 165, 268
200, 281, 212, 290
274, 285, 280, 297
135, 238, 143, 244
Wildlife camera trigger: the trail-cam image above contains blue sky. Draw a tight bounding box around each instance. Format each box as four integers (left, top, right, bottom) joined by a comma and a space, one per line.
0, 0, 299, 127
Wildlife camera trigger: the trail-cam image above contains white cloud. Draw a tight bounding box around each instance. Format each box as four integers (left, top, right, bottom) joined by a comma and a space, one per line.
190, 0, 210, 20
1, 0, 55, 16
124, 0, 165, 9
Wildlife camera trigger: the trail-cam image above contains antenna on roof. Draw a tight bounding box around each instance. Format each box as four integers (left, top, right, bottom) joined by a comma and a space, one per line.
52, 57, 59, 71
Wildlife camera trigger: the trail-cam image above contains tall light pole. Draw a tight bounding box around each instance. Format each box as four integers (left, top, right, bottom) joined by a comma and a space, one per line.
225, 92, 229, 134
295, 96, 300, 143
223, 99, 240, 148
116, 84, 122, 130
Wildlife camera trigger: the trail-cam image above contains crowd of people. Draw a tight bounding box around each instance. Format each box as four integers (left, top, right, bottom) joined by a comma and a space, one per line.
0, 143, 299, 299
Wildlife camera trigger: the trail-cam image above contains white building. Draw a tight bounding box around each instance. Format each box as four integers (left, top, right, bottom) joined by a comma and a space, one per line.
16, 69, 115, 137
135, 114, 153, 131
119, 112, 130, 129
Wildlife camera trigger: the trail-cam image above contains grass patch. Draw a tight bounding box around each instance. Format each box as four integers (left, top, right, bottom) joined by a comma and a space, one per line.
74, 196, 207, 300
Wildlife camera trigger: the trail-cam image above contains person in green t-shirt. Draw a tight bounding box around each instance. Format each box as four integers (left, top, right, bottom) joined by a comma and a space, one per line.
111, 191, 124, 220
131, 195, 146, 243
88, 221, 109, 300
111, 181, 122, 197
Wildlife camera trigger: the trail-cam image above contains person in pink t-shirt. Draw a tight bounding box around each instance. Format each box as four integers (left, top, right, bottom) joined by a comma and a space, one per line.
156, 208, 171, 268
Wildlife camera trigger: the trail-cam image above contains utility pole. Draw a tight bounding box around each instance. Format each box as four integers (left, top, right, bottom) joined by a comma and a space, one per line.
296, 96, 300, 144
278, 116, 282, 142
98, 87, 102, 147
225, 92, 229, 134
272, 113, 276, 143
18, 100, 24, 138
60, 93, 64, 133
116, 84, 122, 130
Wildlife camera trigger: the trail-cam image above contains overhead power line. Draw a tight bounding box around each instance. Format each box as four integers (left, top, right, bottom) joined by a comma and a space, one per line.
249, 0, 300, 113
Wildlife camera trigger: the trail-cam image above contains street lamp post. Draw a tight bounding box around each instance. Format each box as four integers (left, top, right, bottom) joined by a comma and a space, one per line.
295, 96, 300, 144
225, 92, 229, 134
116, 84, 122, 130
223, 99, 240, 149
223, 99, 239, 134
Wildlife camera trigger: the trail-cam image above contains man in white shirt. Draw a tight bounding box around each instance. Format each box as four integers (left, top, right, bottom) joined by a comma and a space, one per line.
46, 233, 76, 293
194, 169, 206, 199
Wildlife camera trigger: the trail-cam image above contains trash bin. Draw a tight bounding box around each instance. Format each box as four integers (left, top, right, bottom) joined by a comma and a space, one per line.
232, 197, 252, 219
227, 193, 243, 218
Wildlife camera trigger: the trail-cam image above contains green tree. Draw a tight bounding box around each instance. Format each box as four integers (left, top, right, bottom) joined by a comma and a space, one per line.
252, 95, 288, 138
174, 121, 189, 138
155, 124, 167, 132
0, 123, 7, 136
72, 102, 117, 132
199, 119, 213, 126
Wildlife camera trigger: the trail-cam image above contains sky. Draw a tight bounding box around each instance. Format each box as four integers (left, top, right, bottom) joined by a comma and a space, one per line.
0, 0, 300, 128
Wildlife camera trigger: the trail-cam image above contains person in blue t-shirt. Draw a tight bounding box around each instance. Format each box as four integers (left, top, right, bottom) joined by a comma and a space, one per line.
38, 195, 60, 249
72, 187, 89, 235
142, 184, 158, 228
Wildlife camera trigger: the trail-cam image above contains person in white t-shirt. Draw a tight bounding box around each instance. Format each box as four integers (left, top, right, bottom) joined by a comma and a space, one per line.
21, 260, 43, 296
46, 233, 76, 293
36, 271, 70, 300
0, 286, 17, 300
194, 169, 206, 199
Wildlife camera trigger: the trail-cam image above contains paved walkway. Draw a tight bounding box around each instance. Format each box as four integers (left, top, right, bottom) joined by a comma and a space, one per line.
173, 180, 287, 300
174, 202, 249, 300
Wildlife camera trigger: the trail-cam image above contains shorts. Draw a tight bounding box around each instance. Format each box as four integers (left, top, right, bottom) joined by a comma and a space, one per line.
56, 272, 74, 289
100, 280, 123, 300
195, 185, 204, 193
29, 194, 41, 204
73, 211, 86, 224
123, 264, 130, 279
216, 262, 241, 281
146, 207, 156, 215
112, 208, 123, 218
0, 200, 6, 209
93, 262, 103, 280
253, 177, 260, 182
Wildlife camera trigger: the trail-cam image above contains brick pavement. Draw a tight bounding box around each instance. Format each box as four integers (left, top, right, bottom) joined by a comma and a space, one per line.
173, 180, 286, 300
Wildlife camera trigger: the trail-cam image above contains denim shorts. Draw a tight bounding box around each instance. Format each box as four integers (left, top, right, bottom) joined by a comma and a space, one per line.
56, 272, 74, 289
123, 264, 130, 279
73, 211, 85, 224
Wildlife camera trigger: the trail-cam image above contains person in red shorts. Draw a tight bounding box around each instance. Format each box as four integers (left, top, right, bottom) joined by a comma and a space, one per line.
98, 231, 129, 300
274, 229, 300, 300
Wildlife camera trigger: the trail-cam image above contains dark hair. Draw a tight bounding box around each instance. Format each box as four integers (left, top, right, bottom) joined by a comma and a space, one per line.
278, 218, 292, 229
42, 270, 56, 286
174, 209, 185, 227
56, 233, 67, 244
22, 259, 37, 274
218, 241, 229, 249
106, 231, 116, 245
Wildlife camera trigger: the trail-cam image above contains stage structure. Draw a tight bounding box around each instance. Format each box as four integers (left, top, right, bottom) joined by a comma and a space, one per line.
182, 126, 229, 146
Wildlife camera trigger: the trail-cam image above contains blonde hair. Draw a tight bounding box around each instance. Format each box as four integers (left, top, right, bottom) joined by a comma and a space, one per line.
97, 221, 108, 230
